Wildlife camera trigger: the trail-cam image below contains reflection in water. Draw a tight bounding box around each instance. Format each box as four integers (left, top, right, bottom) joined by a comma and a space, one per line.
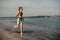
13, 33, 17, 40
20, 33, 23, 40
13, 33, 23, 40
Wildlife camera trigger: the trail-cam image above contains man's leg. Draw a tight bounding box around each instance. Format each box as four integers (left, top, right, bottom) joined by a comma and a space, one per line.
20, 22, 23, 35
13, 19, 19, 30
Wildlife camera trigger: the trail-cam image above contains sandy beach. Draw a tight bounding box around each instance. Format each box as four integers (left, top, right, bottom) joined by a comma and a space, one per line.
0, 27, 37, 40
0, 24, 40, 40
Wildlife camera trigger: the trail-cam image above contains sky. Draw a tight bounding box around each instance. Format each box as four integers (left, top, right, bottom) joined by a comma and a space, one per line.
0, 0, 60, 17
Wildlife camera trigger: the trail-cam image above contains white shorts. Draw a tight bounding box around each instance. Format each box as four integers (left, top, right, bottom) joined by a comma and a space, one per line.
17, 18, 23, 24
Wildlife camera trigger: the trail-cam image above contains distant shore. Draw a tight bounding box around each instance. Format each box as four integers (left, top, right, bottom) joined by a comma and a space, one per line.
0, 16, 60, 18
25, 16, 60, 18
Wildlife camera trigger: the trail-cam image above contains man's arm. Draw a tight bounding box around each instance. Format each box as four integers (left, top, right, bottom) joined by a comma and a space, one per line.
16, 11, 22, 18
16, 11, 19, 17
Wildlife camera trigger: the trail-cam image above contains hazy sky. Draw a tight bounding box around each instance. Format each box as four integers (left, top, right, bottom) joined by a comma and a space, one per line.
0, 0, 60, 17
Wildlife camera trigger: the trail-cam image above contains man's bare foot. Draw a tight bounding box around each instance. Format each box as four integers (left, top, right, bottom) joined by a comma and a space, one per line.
11, 26, 18, 32
21, 33, 23, 35
14, 26, 18, 29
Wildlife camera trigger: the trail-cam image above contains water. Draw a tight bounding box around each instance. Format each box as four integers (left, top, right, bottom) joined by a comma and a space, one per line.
0, 17, 60, 40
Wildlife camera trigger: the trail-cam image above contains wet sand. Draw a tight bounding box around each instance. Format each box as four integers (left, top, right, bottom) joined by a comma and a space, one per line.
0, 26, 60, 40
0, 28, 14, 40
0, 21, 37, 40
0, 26, 37, 40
